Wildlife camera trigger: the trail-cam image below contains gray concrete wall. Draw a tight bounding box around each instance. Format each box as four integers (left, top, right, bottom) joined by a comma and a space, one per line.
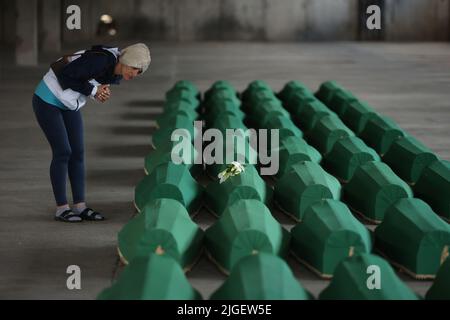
60, 0, 360, 43
2, 0, 449, 46
385, 0, 449, 41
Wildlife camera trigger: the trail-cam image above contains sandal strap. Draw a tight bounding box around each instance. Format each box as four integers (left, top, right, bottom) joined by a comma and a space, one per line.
59, 210, 78, 218
57, 210, 82, 222
80, 208, 104, 219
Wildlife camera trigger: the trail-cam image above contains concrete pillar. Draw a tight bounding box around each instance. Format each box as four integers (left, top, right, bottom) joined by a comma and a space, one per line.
40, 0, 61, 53
15, 0, 38, 66
1, 0, 17, 46
0, 0, 3, 44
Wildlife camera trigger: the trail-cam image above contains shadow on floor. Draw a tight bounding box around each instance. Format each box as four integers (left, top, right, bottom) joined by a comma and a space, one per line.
96, 144, 152, 158
109, 125, 157, 136
87, 168, 144, 187
119, 113, 162, 121
126, 99, 165, 108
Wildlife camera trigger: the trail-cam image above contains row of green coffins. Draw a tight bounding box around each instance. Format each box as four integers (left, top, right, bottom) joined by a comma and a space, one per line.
316, 81, 439, 182
202, 81, 259, 178
152, 81, 200, 150
281, 79, 443, 185
131, 162, 449, 282
240, 83, 374, 277
206, 157, 446, 280
278, 81, 381, 182
242, 81, 303, 143
97, 249, 450, 299
274, 81, 450, 278
202, 83, 305, 291
202, 82, 450, 280
146, 81, 202, 177
97, 251, 312, 300
101, 81, 206, 300
203, 80, 245, 127
99, 80, 450, 299
314, 80, 449, 220
278, 80, 449, 222
241, 81, 319, 178
290, 195, 450, 279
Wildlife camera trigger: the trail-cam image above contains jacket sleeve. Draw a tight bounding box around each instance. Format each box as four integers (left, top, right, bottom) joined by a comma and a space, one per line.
57, 53, 111, 96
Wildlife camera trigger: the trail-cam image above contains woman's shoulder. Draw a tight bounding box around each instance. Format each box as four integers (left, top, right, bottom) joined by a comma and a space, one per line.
89, 45, 120, 59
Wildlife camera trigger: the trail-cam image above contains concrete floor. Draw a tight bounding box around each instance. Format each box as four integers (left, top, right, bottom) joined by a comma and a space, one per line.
0, 42, 449, 299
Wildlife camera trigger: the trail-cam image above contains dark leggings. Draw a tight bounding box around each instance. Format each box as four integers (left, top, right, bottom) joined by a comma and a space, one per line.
32, 94, 85, 206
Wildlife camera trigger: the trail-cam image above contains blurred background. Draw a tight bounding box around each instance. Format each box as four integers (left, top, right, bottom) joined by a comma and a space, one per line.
0, 0, 449, 64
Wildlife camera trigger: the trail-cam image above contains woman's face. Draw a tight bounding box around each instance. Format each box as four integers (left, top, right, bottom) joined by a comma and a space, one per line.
119, 64, 141, 80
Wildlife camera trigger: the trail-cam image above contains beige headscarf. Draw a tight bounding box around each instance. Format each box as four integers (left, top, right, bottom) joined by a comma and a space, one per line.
119, 43, 151, 74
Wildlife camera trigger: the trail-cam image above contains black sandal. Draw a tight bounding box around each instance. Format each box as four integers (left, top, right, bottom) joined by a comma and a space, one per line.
79, 208, 105, 221
54, 210, 82, 223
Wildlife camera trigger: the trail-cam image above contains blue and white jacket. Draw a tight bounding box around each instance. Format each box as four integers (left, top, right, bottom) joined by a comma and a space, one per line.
35, 45, 122, 111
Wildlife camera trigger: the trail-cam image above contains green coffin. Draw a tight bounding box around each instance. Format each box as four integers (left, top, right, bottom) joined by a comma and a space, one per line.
118, 198, 204, 270
323, 136, 380, 182
210, 253, 311, 300
97, 253, 202, 300
308, 115, 355, 155
278, 80, 312, 103
257, 110, 292, 130
205, 142, 259, 178
242, 80, 272, 103
246, 95, 283, 116
205, 165, 272, 216
291, 199, 372, 278
343, 161, 413, 223
247, 99, 289, 126
204, 88, 241, 110
156, 108, 199, 129
319, 253, 418, 300
205, 199, 290, 274
144, 142, 199, 176
315, 81, 343, 106
165, 89, 200, 110
383, 136, 438, 185
210, 113, 247, 131
204, 100, 245, 124
413, 160, 450, 221
274, 161, 341, 221
359, 115, 405, 155
166, 80, 199, 97
262, 115, 303, 140
204, 80, 237, 101
274, 136, 322, 179
134, 162, 203, 214
328, 90, 358, 116
163, 95, 198, 111
426, 258, 450, 300
151, 114, 198, 150
283, 92, 316, 115
295, 100, 334, 133
375, 198, 450, 278
341, 100, 378, 135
